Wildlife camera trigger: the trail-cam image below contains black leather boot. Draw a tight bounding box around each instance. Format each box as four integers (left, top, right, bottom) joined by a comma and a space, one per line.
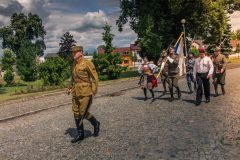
176, 87, 181, 100
88, 117, 100, 137
169, 87, 174, 102
143, 88, 147, 101
150, 89, 154, 98
71, 119, 84, 143
221, 85, 225, 95
214, 84, 219, 97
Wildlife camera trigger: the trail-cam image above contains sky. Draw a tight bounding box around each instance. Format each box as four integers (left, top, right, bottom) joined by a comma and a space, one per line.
0, 0, 137, 55
0, 0, 240, 56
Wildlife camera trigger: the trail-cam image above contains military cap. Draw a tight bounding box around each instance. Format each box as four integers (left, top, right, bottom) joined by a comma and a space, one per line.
214, 46, 221, 51
71, 46, 83, 52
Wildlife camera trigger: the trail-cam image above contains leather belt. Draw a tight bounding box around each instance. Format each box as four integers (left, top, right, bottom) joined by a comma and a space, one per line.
74, 78, 89, 83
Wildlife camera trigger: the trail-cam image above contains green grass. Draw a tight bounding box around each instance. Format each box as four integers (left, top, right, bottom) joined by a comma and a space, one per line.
120, 70, 139, 78
0, 76, 67, 102
0, 69, 141, 102
228, 57, 240, 64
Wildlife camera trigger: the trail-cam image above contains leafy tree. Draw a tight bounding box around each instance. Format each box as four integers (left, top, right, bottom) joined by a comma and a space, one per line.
57, 32, 76, 66
92, 23, 124, 80
129, 52, 138, 67
3, 69, 14, 86
221, 23, 233, 55
235, 29, 240, 40
235, 43, 240, 54
38, 57, 70, 85
0, 13, 46, 82
102, 24, 114, 53
17, 40, 38, 81
0, 13, 46, 57
117, 0, 240, 59
1, 48, 15, 71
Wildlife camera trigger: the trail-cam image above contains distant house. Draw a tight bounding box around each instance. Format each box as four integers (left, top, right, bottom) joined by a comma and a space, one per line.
191, 40, 208, 49
112, 47, 132, 67
97, 43, 142, 68
230, 40, 239, 51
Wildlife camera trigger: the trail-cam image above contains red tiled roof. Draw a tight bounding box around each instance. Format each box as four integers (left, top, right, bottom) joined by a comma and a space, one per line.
130, 44, 141, 51
112, 47, 131, 55
230, 40, 239, 48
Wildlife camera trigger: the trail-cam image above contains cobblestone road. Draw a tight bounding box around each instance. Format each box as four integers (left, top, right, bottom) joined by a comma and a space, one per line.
0, 68, 240, 160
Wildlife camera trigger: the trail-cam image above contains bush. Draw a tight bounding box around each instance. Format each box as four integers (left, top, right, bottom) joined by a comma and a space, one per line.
3, 69, 14, 86
17, 40, 38, 81
38, 57, 70, 85
92, 53, 124, 80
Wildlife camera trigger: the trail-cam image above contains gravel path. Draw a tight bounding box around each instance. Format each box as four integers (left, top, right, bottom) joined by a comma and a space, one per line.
0, 68, 239, 159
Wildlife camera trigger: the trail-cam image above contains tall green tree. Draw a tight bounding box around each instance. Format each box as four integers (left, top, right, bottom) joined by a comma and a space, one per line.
17, 40, 38, 81
92, 23, 124, 80
0, 13, 46, 57
57, 32, 76, 66
1, 48, 15, 71
117, 0, 240, 58
235, 29, 240, 40
0, 13, 46, 82
221, 23, 233, 55
1, 49, 15, 86
102, 24, 114, 54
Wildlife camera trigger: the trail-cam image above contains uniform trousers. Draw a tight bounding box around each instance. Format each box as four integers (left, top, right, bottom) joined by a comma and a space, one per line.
196, 72, 210, 103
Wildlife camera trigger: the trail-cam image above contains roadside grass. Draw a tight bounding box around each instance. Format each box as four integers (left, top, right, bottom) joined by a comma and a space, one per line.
227, 57, 240, 64
0, 69, 141, 102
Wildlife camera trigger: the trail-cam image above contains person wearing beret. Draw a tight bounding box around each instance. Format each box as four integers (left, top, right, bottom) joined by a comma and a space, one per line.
67, 46, 100, 143
193, 48, 214, 106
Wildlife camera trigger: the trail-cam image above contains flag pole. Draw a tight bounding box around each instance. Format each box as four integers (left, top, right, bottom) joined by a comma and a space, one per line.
174, 32, 184, 47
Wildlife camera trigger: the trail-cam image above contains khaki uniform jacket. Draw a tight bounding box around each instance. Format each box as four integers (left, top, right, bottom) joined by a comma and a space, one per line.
212, 54, 227, 74
157, 57, 168, 75
167, 54, 179, 77
71, 59, 98, 97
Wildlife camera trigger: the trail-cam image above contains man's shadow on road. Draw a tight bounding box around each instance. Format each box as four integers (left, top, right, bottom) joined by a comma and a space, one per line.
65, 128, 92, 139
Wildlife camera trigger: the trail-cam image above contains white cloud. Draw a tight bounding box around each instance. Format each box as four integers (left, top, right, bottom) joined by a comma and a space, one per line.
0, 1, 137, 54
230, 11, 240, 31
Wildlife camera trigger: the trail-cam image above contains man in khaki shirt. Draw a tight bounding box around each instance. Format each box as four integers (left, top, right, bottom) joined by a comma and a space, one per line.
67, 46, 100, 143
212, 47, 227, 96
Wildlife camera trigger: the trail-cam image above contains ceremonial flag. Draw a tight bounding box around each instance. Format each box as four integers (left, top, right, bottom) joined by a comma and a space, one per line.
174, 32, 184, 55
174, 32, 186, 76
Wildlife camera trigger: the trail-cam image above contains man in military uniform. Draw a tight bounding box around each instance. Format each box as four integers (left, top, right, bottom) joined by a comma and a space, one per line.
67, 46, 100, 143
212, 47, 227, 96
157, 49, 168, 94
166, 47, 181, 102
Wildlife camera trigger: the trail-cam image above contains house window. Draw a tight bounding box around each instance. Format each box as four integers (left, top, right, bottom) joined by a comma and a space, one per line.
124, 60, 129, 64
124, 51, 128, 55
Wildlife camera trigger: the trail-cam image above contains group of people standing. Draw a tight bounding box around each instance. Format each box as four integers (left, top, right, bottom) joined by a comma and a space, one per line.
138, 46, 227, 106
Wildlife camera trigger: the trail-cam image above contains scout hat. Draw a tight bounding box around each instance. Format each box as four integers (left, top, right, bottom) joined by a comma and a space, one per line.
71, 46, 83, 52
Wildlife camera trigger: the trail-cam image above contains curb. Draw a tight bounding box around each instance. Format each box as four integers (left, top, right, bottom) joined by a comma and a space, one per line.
0, 77, 139, 107
0, 85, 140, 123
